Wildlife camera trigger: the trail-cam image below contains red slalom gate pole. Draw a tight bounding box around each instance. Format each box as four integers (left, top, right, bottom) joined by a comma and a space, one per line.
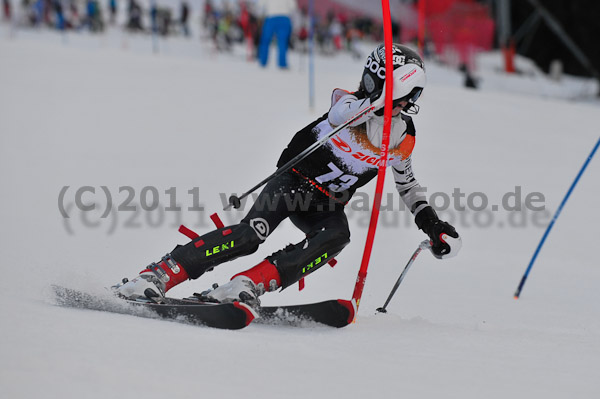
352, 0, 394, 311
418, 0, 426, 54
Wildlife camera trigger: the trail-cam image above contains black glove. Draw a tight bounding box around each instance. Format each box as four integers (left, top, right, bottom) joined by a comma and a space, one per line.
368, 88, 383, 103
368, 89, 386, 116
415, 207, 461, 259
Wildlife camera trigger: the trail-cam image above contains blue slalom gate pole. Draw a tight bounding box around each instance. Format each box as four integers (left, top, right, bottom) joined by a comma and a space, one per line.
514, 136, 600, 299
308, 0, 315, 110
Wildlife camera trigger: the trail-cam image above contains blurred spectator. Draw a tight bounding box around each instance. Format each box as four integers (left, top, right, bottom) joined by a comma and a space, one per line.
150, 1, 157, 32
66, 0, 81, 29
315, 17, 329, 54
155, 6, 172, 36
329, 14, 343, 52
149, 2, 173, 36
345, 22, 362, 59
126, 0, 142, 31
179, 1, 189, 36
215, 9, 233, 50
33, 0, 44, 25
248, 5, 262, 58
202, 0, 213, 31
10, 0, 401, 56
84, 0, 103, 32
20, 0, 30, 24
294, 6, 309, 53
108, 0, 116, 25
2, 0, 11, 20
256, 0, 298, 69
204, 4, 218, 42
53, 0, 64, 30
391, 20, 401, 43
459, 63, 478, 89
239, 1, 259, 59
42, 0, 50, 24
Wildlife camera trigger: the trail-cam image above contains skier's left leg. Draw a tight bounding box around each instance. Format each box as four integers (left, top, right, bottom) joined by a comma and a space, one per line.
204, 205, 351, 305
273, 206, 351, 289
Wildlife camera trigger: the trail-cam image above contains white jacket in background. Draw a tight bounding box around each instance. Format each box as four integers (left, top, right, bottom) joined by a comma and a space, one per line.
256, 0, 298, 17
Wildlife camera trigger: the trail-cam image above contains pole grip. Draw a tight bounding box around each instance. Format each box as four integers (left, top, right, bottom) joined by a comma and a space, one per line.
227, 195, 242, 210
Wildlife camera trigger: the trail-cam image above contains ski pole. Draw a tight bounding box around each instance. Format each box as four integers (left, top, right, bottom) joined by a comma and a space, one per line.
224, 104, 378, 210
376, 240, 431, 314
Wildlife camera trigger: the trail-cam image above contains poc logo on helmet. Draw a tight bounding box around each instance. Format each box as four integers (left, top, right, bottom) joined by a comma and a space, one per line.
364, 54, 407, 80
365, 56, 386, 79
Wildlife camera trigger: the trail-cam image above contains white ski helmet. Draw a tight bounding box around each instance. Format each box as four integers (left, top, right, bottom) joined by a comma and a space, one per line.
360, 43, 427, 114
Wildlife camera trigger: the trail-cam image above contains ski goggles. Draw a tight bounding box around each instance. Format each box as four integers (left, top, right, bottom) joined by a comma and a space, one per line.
374, 86, 424, 116
393, 87, 423, 108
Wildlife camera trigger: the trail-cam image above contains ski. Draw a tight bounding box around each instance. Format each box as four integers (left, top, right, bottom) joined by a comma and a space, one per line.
52, 285, 256, 330
258, 299, 356, 328
52, 285, 356, 329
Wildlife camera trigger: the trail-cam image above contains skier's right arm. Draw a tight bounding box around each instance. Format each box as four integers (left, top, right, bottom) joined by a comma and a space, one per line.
327, 89, 384, 127
393, 157, 462, 260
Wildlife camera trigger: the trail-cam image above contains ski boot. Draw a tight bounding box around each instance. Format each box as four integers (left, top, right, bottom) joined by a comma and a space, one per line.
113, 254, 189, 303
200, 259, 281, 308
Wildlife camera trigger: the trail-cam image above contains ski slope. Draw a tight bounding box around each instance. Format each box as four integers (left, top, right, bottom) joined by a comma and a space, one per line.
1, 27, 599, 399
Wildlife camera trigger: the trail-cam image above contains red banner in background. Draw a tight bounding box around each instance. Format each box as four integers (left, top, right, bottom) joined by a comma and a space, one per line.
422, 0, 495, 69
295, 0, 494, 70
422, 0, 461, 15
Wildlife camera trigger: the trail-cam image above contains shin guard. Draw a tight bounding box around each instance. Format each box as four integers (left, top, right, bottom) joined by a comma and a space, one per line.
171, 223, 263, 279
268, 229, 350, 289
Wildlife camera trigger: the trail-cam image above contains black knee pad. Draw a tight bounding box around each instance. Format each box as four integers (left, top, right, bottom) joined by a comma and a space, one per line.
268, 228, 350, 289
171, 223, 263, 279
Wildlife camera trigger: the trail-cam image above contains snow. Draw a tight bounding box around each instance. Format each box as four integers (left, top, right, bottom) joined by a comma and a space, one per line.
1, 25, 599, 399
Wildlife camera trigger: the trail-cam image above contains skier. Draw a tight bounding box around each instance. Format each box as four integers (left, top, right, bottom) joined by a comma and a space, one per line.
114, 44, 462, 307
